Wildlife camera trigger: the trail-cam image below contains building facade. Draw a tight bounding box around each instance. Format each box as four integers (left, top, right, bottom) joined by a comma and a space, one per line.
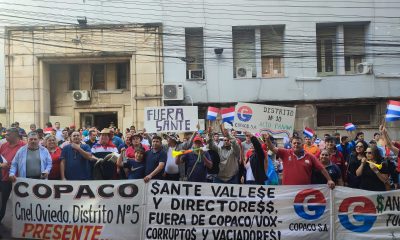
5, 24, 163, 130
0, 0, 399, 138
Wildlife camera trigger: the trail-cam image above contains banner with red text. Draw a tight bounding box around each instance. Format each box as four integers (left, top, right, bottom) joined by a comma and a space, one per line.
12, 179, 145, 240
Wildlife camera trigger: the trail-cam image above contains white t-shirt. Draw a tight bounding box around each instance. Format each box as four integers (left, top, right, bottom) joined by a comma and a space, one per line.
165, 147, 179, 174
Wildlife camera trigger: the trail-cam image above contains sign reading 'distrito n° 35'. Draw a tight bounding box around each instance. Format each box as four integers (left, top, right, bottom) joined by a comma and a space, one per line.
144, 106, 198, 133
233, 102, 296, 137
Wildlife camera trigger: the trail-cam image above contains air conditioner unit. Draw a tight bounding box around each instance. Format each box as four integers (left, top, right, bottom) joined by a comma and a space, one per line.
356, 62, 373, 74
236, 66, 253, 78
72, 90, 90, 102
188, 69, 204, 80
163, 84, 184, 101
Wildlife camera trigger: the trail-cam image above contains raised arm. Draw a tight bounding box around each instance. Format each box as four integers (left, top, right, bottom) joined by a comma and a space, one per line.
263, 133, 278, 154
380, 125, 399, 156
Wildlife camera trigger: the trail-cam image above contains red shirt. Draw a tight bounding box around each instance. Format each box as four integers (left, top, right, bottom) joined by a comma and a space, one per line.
277, 148, 324, 185
126, 144, 150, 158
0, 140, 26, 181
48, 147, 62, 180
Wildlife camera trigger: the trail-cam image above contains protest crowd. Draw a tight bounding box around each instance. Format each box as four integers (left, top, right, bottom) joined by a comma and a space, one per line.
0, 115, 400, 227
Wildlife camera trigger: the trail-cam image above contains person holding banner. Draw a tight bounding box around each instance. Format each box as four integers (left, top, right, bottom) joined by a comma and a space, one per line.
60, 131, 93, 180
143, 135, 167, 183
356, 145, 389, 191
44, 135, 62, 180
207, 124, 240, 184
312, 149, 343, 186
0, 128, 25, 223
9, 131, 52, 181
264, 134, 336, 189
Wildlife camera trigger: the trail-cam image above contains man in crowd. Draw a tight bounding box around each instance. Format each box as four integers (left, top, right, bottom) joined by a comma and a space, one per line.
85, 129, 98, 148
54, 122, 63, 140
60, 131, 92, 180
9, 131, 52, 181
241, 134, 253, 159
319, 136, 346, 183
208, 124, 240, 184
303, 135, 320, 156
176, 136, 213, 182
14, 122, 27, 138
110, 128, 124, 149
143, 135, 167, 183
265, 134, 335, 189
0, 128, 25, 223
43, 122, 54, 135
58, 129, 70, 148
336, 135, 355, 162
91, 129, 119, 179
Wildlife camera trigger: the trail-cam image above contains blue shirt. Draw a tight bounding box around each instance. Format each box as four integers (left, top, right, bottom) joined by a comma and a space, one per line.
9, 145, 52, 178
144, 149, 167, 179
182, 152, 211, 182
124, 159, 145, 179
60, 144, 92, 180
112, 136, 124, 149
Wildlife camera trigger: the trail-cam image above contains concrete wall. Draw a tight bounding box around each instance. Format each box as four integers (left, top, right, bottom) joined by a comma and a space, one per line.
5, 24, 163, 130
0, 0, 399, 136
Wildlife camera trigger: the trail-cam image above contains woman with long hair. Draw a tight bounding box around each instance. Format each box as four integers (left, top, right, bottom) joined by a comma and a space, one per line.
356, 145, 389, 191
347, 140, 368, 188
45, 135, 62, 180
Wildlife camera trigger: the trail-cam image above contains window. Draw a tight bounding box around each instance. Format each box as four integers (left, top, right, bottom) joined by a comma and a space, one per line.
69, 64, 79, 90
92, 64, 105, 90
316, 27, 336, 75
232, 27, 256, 78
185, 28, 204, 79
261, 26, 284, 77
344, 25, 365, 73
317, 105, 374, 127
116, 62, 129, 89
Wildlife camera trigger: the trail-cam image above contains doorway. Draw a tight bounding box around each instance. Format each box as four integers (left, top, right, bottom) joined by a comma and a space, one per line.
81, 112, 118, 130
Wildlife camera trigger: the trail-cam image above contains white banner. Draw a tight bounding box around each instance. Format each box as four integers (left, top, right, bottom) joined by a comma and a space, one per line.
144, 181, 330, 240
334, 186, 400, 240
144, 106, 198, 133
233, 102, 296, 137
12, 179, 145, 240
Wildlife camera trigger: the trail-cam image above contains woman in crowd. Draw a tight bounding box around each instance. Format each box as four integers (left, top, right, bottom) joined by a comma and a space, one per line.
347, 140, 368, 188
356, 145, 389, 191
312, 149, 343, 186
45, 135, 62, 180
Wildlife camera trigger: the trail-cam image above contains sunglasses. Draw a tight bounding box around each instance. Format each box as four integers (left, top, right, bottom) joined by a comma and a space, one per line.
321, 154, 329, 156
365, 151, 372, 154
223, 139, 230, 142
355, 145, 364, 148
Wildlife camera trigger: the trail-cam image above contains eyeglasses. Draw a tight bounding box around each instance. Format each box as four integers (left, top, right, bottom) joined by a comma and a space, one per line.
365, 151, 372, 154
355, 145, 363, 148
223, 139, 230, 142
321, 154, 329, 156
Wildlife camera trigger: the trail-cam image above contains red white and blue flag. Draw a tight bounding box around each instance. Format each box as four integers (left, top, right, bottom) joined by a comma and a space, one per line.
344, 123, 356, 131
386, 100, 400, 122
207, 107, 219, 121
303, 127, 314, 138
221, 107, 235, 123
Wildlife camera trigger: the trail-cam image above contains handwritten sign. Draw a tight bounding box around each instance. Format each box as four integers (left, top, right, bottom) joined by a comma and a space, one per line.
233, 102, 296, 137
144, 106, 198, 133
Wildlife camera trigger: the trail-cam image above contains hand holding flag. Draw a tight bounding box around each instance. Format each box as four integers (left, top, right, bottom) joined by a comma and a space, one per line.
385, 100, 400, 122
221, 107, 235, 123
303, 127, 314, 138
207, 107, 219, 121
